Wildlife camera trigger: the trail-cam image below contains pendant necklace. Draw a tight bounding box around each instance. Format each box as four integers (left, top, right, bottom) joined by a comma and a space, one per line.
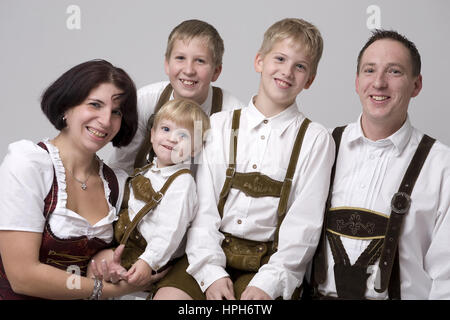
69, 164, 94, 191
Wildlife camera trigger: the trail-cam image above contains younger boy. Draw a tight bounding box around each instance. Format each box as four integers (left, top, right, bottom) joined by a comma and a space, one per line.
108, 19, 244, 174
154, 18, 335, 300
91, 99, 210, 299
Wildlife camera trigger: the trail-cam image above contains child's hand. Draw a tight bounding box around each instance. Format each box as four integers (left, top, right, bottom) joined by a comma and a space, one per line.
125, 259, 153, 287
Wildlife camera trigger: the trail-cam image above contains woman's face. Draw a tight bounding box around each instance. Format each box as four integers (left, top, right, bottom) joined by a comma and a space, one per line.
63, 83, 123, 153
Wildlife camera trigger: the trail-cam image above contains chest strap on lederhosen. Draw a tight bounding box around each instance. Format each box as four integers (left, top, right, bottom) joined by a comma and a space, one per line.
133, 84, 223, 169
217, 109, 311, 251
312, 130, 435, 299
312, 126, 346, 286
117, 164, 191, 246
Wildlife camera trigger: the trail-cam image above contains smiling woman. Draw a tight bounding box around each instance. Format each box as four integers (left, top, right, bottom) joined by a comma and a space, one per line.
0, 60, 166, 300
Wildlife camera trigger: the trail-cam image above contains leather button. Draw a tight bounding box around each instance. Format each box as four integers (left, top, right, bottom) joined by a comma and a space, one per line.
252, 164, 257, 169
201, 281, 204, 286
237, 219, 242, 224
263, 120, 268, 124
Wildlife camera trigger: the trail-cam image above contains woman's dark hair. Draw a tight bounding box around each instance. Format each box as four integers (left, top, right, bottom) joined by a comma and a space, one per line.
41, 59, 138, 147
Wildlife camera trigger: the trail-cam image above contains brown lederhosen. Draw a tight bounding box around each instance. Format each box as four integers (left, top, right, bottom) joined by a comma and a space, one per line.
133, 84, 224, 169
0, 142, 118, 300
114, 164, 191, 271
156, 109, 311, 299
309, 127, 436, 300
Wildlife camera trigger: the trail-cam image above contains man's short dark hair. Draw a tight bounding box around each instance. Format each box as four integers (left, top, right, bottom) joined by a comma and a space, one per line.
357, 29, 421, 77
41, 59, 138, 147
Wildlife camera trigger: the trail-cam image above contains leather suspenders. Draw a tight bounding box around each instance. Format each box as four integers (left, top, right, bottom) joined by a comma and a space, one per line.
217, 109, 311, 252
133, 84, 223, 169
312, 127, 435, 299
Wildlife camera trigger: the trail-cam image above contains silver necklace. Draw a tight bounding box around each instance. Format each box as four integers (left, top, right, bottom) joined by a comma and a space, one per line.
69, 166, 95, 190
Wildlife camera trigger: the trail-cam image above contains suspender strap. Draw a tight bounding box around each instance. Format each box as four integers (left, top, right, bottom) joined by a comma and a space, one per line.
216, 109, 311, 252
217, 109, 241, 217
272, 118, 311, 251
133, 84, 174, 169
211, 86, 223, 114
119, 168, 191, 246
376, 134, 435, 294
313, 125, 347, 284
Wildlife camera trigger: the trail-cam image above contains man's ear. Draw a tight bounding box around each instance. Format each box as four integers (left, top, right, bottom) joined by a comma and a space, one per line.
411, 74, 422, 98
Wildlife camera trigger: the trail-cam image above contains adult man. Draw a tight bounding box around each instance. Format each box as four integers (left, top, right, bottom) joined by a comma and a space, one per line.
311, 30, 450, 299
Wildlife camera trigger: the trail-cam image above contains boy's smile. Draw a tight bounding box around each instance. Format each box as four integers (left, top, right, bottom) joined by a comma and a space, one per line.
164, 37, 222, 106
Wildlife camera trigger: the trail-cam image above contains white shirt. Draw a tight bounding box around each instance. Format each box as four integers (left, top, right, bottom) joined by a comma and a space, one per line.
185, 98, 335, 299
0, 139, 128, 242
127, 160, 198, 271
108, 81, 245, 174
317, 115, 450, 299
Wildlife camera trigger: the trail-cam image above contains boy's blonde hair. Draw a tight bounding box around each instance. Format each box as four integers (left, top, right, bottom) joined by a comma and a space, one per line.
165, 19, 224, 67
258, 18, 323, 76
153, 98, 211, 142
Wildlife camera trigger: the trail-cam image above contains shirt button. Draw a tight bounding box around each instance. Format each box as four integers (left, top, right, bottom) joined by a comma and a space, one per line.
369, 154, 375, 160
201, 281, 205, 286
237, 219, 242, 224
261, 135, 265, 140
360, 183, 366, 189
252, 164, 257, 169
263, 120, 268, 124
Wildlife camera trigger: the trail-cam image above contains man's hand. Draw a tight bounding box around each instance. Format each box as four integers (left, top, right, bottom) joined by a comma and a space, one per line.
240, 286, 272, 300
205, 277, 236, 300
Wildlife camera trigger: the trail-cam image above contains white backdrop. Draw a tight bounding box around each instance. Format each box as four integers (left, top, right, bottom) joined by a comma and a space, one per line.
1, 0, 449, 161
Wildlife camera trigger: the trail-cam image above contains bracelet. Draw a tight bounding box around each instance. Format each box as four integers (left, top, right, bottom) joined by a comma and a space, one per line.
88, 278, 103, 300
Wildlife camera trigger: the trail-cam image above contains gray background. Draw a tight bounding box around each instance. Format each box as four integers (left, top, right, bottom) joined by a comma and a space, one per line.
1, 0, 449, 161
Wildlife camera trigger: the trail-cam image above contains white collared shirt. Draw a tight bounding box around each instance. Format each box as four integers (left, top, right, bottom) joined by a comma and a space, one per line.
0, 139, 127, 242
107, 81, 245, 175
185, 98, 335, 299
317, 115, 450, 299
127, 159, 197, 271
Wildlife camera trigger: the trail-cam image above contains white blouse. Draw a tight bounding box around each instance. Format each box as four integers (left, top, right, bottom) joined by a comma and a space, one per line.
127, 160, 198, 271
317, 116, 450, 299
185, 98, 335, 299
0, 139, 128, 242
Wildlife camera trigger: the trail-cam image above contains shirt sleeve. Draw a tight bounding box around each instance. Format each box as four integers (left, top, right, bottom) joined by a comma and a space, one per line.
138, 174, 198, 271
0, 140, 54, 233
424, 146, 450, 299
185, 127, 229, 292
248, 127, 335, 299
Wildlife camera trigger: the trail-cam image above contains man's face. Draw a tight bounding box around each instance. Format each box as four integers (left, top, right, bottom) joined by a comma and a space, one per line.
356, 39, 422, 130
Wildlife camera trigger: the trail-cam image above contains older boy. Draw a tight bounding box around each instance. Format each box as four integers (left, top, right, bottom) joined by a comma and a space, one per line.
154, 18, 334, 300
311, 30, 450, 299
108, 19, 244, 174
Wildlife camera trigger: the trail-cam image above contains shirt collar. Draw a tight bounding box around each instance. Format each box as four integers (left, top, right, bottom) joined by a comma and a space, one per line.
148, 157, 191, 178
245, 96, 302, 136
170, 84, 213, 115
347, 114, 413, 155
